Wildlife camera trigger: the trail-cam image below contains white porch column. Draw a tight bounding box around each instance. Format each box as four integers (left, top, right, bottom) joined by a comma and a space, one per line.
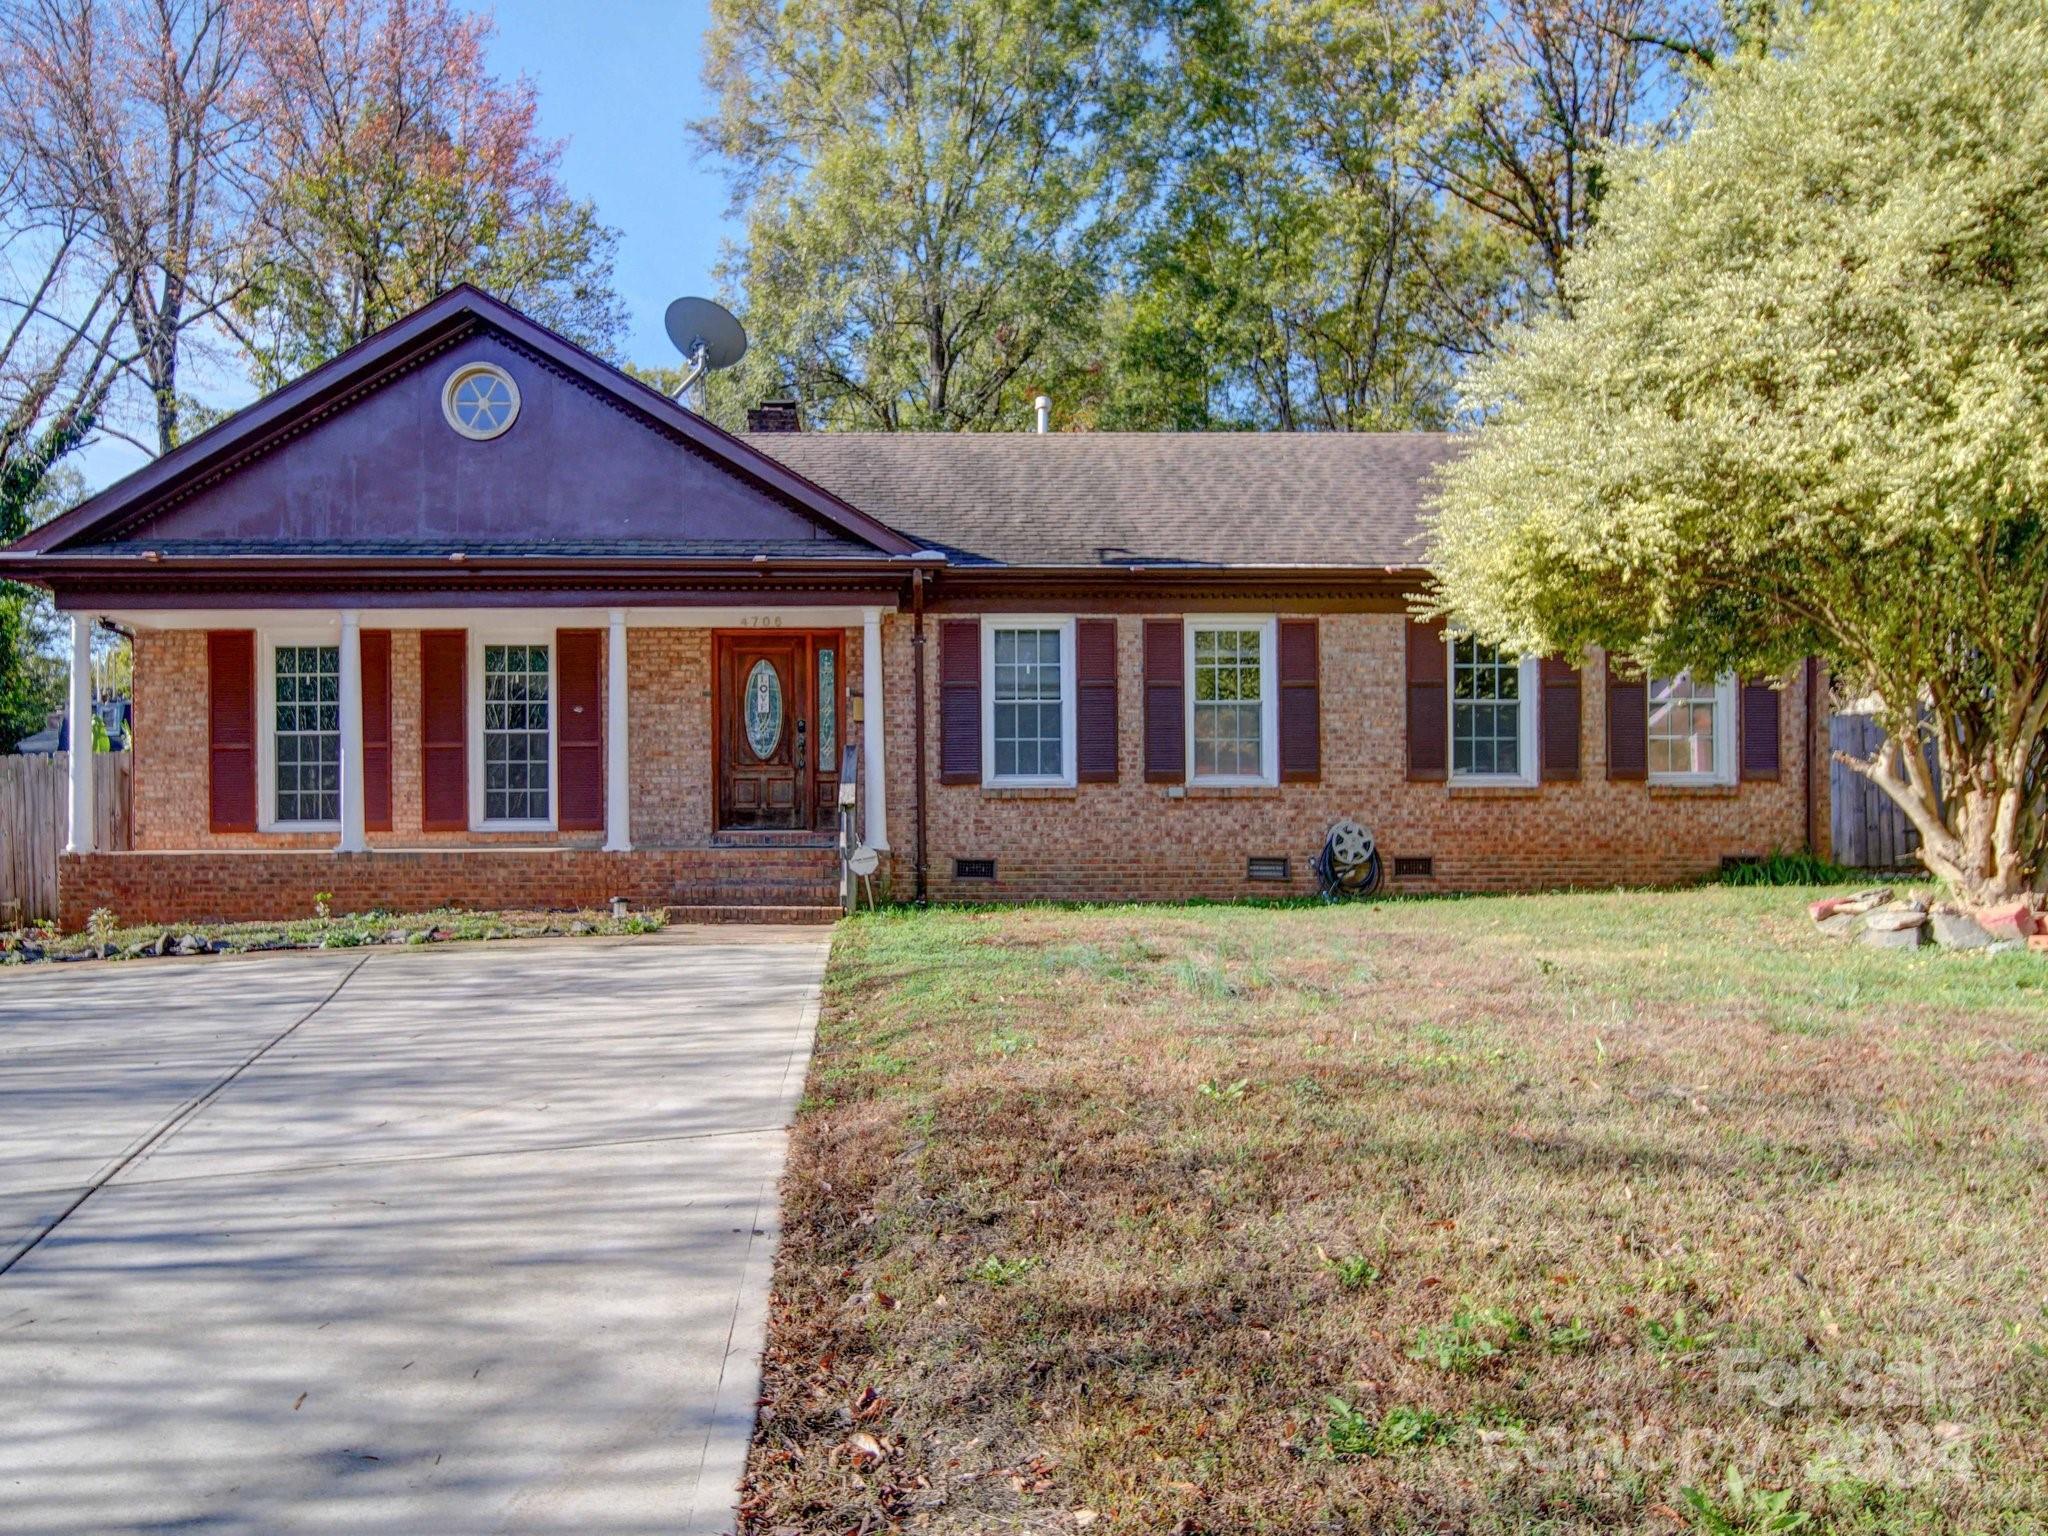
64, 612, 94, 854
337, 610, 367, 852
603, 608, 631, 851
861, 606, 889, 850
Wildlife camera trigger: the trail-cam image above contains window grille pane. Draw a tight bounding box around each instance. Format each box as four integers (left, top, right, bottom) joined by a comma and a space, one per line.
1450, 639, 1522, 778
989, 626, 1064, 779
1649, 674, 1718, 776
484, 643, 551, 820
1191, 627, 1263, 778
273, 644, 341, 822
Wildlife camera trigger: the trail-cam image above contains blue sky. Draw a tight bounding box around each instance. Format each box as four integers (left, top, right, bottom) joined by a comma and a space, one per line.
80, 0, 735, 493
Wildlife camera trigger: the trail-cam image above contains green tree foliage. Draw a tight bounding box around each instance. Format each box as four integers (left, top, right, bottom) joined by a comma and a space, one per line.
230, 0, 626, 385
695, 0, 1149, 431
0, 468, 84, 753
1429, 0, 2048, 905
1113, 0, 1520, 430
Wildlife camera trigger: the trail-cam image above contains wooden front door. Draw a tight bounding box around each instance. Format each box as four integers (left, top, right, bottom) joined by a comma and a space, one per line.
716, 632, 845, 831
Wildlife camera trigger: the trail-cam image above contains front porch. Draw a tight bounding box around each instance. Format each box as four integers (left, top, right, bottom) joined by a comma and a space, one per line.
54, 604, 897, 928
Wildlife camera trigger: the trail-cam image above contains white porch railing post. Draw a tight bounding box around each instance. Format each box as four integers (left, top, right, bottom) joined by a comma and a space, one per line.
337, 610, 368, 852
65, 612, 95, 854
862, 607, 888, 851
603, 608, 631, 851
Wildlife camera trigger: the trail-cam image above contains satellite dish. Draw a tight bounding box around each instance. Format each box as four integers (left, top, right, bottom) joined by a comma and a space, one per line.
663, 297, 747, 413
666, 296, 747, 365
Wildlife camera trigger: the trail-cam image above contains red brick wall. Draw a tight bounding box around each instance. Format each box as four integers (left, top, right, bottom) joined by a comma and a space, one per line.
58, 847, 839, 930
878, 611, 1825, 902
133, 625, 730, 849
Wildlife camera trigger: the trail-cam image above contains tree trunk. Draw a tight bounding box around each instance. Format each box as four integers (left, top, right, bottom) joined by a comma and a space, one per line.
1848, 732, 2035, 909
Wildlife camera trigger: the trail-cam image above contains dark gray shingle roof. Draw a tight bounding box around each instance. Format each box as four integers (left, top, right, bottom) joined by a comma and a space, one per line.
739, 431, 1460, 568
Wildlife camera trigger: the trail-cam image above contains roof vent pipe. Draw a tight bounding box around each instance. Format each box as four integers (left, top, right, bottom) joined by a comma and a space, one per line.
1034, 395, 1050, 434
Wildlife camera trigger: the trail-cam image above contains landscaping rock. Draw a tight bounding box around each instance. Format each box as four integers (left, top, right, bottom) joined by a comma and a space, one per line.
152, 931, 177, 957
1862, 919, 1925, 950
1930, 911, 1993, 950
176, 934, 205, 956
1864, 908, 1927, 933
1976, 900, 2039, 940
1988, 939, 2026, 956
406, 929, 432, 945
1835, 887, 1894, 916
382, 929, 411, 945
569, 920, 594, 935
2030, 934, 2048, 954
1814, 912, 1862, 940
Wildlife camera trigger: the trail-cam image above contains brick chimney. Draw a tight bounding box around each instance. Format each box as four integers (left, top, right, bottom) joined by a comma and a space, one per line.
746, 399, 802, 432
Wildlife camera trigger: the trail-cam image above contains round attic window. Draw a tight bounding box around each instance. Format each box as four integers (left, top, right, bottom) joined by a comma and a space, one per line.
441, 362, 520, 440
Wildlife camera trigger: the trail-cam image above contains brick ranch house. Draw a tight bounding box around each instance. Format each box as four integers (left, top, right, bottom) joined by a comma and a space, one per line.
0, 287, 1828, 928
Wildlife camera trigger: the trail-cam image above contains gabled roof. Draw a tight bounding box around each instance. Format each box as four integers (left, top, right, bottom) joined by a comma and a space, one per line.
14, 285, 920, 560
741, 431, 1460, 569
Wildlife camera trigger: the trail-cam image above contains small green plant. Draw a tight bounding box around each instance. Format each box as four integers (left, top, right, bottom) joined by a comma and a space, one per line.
1407, 1306, 1528, 1373
312, 891, 332, 922
1323, 1399, 1451, 1459
1679, 1467, 1812, 1535
86, 906, 119, 953
1197, 1077, 1251, 1103
1324, 1252, 1382, 1292
1644, 1307, 1717, 1357
1718, 851, 1856, 887
1541, 1315, 1595, 1353
972, 1254, 1038, 1288
984, 1027, 1032, 1056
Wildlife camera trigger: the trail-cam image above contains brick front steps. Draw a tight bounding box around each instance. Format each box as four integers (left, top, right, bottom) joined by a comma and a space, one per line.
58, 847, 843, 931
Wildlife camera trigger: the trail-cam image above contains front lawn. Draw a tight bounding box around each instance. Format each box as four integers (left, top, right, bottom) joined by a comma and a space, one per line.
741, 888, 2047, 1535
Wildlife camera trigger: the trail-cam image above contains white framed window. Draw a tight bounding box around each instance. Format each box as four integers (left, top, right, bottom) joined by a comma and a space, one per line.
981, 617, 1076, 787
1648, 672, 1738, 785
441, 361, 521, 440
258, 632, 342, 831
469, 632, 557, 829
1449, 636, 1540, 786
1186, 616, 1277, 786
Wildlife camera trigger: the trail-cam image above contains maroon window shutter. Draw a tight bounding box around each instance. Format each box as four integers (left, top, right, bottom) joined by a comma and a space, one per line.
361, 629, 393, 831
1740, 677, 1781, 781
1278, 618, 1320, 782
1405, 617, 1447, 781
938, 620, 980, 784
1538, 656, 1581, 782
1076, 618, 1118, 783
1142, 619, 1184, 782
1606, 658, 1648, 781
557, 628, 605, 829
420, 630, 468, 830
206, 630, 257, 832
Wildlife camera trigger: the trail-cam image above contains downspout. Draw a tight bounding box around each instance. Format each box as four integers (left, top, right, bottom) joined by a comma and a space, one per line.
912, 569, 929, 905
1804, 655, 1820, 854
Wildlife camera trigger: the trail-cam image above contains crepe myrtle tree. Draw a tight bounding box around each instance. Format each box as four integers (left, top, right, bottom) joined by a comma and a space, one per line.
1428, 0, 2048, 909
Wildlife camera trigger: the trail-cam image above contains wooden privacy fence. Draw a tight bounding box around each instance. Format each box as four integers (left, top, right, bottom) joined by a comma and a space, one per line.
1829, 714, 1940, 871
0, 752, 131, 925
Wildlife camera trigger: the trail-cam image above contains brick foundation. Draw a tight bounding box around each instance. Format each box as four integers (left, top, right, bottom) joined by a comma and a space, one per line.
58, 846, 841, 931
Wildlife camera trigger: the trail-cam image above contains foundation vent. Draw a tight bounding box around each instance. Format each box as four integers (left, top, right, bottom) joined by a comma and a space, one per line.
1393, 855, 1434, 879
1247, 856, 1290, 882
954, 857, 997, 881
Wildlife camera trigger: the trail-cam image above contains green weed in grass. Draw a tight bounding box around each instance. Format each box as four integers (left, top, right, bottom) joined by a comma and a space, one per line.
1324, 1400, 1453, 1459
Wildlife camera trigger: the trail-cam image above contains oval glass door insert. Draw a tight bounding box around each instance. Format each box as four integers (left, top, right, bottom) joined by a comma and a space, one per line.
744, 659, 783, 759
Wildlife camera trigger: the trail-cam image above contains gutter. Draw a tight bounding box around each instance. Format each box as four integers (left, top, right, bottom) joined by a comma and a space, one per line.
912, 570, 929, 906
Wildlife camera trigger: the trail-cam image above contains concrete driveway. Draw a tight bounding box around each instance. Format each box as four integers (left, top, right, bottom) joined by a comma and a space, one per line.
0, 928, 828, 1535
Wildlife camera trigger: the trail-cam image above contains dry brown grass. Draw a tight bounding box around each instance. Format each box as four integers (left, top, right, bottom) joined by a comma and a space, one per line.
738, 888, 2048, 1535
